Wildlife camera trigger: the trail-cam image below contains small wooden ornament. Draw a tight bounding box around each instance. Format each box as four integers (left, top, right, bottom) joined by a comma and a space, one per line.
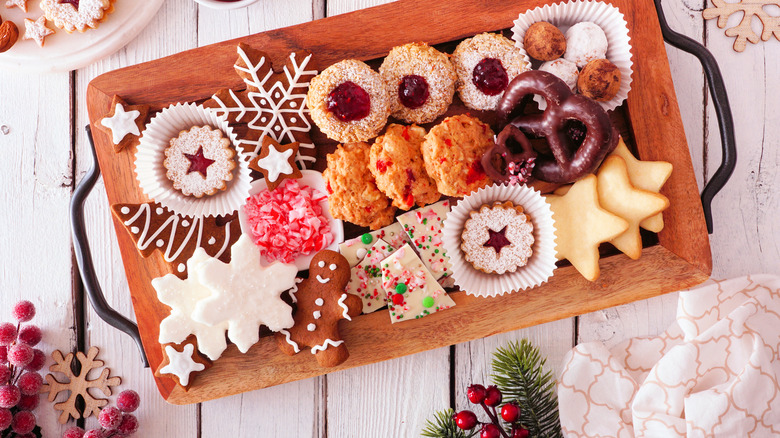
703, 0, 780, 52
41, 346, 122, 424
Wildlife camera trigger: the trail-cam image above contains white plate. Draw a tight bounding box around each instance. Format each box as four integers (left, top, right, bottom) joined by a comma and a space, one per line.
0, 0, 165, 73
238, 170, 345, 271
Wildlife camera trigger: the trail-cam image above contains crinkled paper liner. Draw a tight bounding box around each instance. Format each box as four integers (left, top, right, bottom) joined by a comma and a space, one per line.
135, 103, 252, 218
511, 0, 634, 112
442, 184, 557, 297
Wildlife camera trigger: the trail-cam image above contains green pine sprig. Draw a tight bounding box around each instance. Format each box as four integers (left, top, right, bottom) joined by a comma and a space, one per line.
421, 409, 478, 438
491, 340, 562, 438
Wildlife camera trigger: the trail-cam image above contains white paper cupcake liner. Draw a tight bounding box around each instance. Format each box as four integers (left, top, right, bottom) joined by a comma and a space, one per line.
511, 0, 633, 112
135, 103, 252, 218
442, 184, 557, 297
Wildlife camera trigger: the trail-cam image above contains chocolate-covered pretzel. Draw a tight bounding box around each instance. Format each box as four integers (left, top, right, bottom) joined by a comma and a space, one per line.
497, 70, 618, 183
482, 124, 537, 185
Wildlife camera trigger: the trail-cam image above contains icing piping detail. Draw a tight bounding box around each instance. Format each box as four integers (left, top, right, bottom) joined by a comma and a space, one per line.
310, 339, 344, 354
337, 293, 351, 321
279, 329, 300, 353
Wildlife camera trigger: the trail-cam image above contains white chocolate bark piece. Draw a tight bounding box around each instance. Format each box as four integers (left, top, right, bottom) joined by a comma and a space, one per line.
339, 222, 410, 267
345, 239, 398, 313
396, 200, 452, 280
381, 244, 455, 324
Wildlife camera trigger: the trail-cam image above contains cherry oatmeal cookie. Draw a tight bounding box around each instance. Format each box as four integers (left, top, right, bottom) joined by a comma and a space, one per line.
452, 33, 528, 111
421, 114, 493, 196
379, 43, 457, 124
307, 59, 390, 143
324, 142, 396, 230
369, 124, 441, 210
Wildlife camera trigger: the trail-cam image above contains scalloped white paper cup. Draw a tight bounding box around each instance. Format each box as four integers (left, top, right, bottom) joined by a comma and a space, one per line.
443, 184, 557, 297
511, 0, 633, 112
238, 170, 344, 271
135, 103, 252, 218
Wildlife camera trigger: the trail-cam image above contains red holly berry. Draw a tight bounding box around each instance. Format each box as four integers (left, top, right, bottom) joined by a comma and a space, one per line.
0, 345, 7, 363
63, 426, 86, 438
0, 365, 11, 384
480, 423, 502, 438
17, 325, 41, 347
12, 301, 36, 323
116, 413, 139, 435
99, 406, 123, 430
0, 323, 17, 346
17, 372, 42, 395
8, 343, 33, 367
0, 384, 20, 408
116, 390, 141, 413
511, 426, 530, 438
18, 394, 39, 411
501, 401, 521, 423
467, 384, 487, 404
24, 349, 45, 372
11, 410, 36, 434
0, 407, 11, 429
452, 410, 478, 430
484, 385, 502, 407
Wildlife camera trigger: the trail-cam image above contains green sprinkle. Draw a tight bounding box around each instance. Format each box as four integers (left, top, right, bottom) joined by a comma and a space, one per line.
422, 296, 435, 308
361, 233, 373, 244
395, 283, 408, 294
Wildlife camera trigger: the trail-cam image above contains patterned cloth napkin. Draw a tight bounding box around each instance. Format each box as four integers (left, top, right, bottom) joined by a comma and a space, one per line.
558, 275, 780, 437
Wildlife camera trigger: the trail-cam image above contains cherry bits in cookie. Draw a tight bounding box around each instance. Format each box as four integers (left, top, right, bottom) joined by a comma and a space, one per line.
369, 124, 441, 210
452, 33, 529, 111
379, 42, 457, 124
163, 126, 236, 198
307, 59, 390, 143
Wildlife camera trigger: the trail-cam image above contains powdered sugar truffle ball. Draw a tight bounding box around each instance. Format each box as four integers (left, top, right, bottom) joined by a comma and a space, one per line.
538, 59, 579, 91
563, 22, 608, 68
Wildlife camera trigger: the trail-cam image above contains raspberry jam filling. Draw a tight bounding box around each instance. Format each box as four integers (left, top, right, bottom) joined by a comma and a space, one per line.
472, 58, 509, 96
398, 75, 430, 109
183, 146, 215, 178
326, 81, 371, 122
483, 226, 512, 253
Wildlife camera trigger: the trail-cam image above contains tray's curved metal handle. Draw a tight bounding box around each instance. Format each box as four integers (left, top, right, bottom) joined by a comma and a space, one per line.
654, 0, 737, 233
71, 125, 149, 367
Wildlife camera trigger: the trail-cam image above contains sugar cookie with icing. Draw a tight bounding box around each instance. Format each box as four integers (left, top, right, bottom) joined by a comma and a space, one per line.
248, 136, 302, 190
154, 337, 210, 390
95, 95, 149, 153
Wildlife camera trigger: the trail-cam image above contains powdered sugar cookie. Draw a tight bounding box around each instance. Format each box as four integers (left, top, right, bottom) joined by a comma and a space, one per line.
95, 95, 149, 153
40, 0, 114, 33
5, 0, 28, 12
164, 125, 236, 198
461, 201, 534, 275
22, 16, 54, 47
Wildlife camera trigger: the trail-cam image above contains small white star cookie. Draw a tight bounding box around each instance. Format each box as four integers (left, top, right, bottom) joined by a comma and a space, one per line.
23, 17, 54, 48
249, 136, 301, 190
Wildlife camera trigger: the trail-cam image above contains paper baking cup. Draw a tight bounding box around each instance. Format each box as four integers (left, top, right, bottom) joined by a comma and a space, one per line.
511, 0, 633, 112
442, 184, 557, 297
135, 103, 252, 218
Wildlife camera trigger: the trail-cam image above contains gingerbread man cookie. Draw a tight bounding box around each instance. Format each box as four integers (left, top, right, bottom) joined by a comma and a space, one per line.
275, 251, 362, 367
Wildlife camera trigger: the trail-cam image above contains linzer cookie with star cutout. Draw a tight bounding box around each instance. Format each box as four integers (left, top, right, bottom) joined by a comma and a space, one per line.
460, 201, 534, 275
164, 125, 236, 198
40, 0, 115, 33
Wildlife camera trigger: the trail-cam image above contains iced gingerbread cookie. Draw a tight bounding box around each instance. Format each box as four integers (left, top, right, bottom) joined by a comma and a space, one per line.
451, 33, 528, 110
323, 142, 396, 230
40, 0, 115, 33
379, 42, 457, 124
204, 43, 318, 168
461, 201, 534, 275
396, 200, 452, 281
155, 337, 210, 391
275, 251, 362, 367
339, 222, 410, 267
307, 59, 390, 143
345, 239, 397, 313
382, 244, 456, 323
164, 125, 236, 198
421, 114, 494, 196
248, 136, 301, 190
369, 124, 441, 210
95, 95, 149, 153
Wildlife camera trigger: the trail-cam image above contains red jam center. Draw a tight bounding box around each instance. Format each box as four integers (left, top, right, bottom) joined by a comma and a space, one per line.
472, 58, 509, 96
59, 0, 79, 7
326, 81, 371, 122
183, 146, 216, 178
484, 226, 512, 253
398, 75, 430, 109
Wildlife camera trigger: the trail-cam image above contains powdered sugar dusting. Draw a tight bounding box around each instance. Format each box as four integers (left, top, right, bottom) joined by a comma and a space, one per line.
461, 203, 534, 274
164, 126, 236, 198
40, 0, 113, 32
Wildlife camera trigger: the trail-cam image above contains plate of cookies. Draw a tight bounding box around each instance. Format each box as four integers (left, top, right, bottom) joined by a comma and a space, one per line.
81, 0, 712, 404
0, 0, 164, 72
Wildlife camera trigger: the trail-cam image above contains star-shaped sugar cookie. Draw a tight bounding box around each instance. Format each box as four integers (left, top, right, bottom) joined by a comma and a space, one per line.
151, 250, 229, 361
156, 341, 209, 390
608, 139, 673, 233
23, 16, 54, 47
96, 95, 150, 153
596, 156, 670, 260
192, 235, 297, 353
545, 174, 629, 282
5, 0, 28, 12
249, 137, 301, 190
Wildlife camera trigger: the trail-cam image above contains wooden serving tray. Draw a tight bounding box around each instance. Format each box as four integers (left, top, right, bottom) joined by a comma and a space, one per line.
86, 0, 711, 404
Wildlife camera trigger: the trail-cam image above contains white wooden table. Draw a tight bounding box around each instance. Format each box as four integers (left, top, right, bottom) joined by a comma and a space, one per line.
0, 0, 777, 436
